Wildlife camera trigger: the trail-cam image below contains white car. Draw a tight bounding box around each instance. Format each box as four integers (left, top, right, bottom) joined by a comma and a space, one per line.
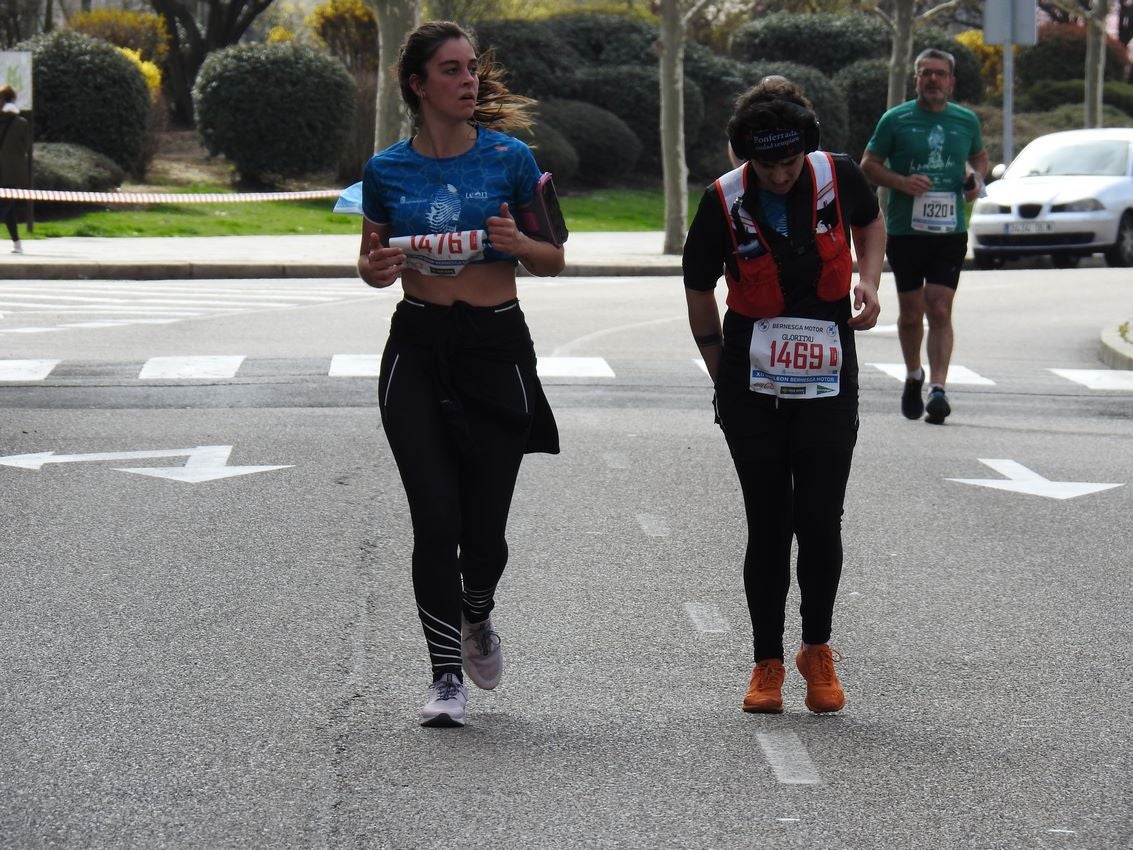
969, 127, 1133, 269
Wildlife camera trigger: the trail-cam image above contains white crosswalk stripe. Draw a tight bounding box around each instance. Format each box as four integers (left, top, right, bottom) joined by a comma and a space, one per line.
139, 356, 245, 380
0, 280, 371, 334
869, 362, 996, 385
0, 355, 1131, 391
1050, 368, 1133, 390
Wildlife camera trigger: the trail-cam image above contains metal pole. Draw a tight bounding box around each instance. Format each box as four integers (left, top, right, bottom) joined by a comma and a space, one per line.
1002, 47, 1015, 165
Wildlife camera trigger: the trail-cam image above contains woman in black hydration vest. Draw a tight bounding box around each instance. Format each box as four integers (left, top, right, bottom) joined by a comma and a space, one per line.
682, 76, 885, 714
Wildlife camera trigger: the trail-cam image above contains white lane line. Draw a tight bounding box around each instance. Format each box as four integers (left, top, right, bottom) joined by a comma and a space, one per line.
550, 315, 682, 356
1046, 829, 1077, 834
0, 327, 65, 334
329, 354, 381, 377
0, 359, 60, 381
869, 362, 995, 385
1051, 368, 1133, 390
138, 356, 245, 380
537, 356, 615, 378
683, 602, 729, 633
635, 512, 670, 537
757, 731, 822, 785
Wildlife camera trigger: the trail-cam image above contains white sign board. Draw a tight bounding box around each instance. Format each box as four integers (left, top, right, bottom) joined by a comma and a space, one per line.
0, 51, 33, 110
984, 0, 1038, 46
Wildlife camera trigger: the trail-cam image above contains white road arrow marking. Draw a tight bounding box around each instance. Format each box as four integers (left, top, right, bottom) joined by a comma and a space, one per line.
0, 445, 291, 483
947, 459, 1123, 500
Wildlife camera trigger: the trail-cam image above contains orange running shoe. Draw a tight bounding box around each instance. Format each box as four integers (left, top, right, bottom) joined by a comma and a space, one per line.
794, 644, 846, 713
742, 659, 785, 713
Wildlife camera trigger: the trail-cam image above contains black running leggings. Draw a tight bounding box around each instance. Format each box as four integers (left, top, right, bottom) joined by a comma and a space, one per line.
378, 300, 534, 682
718, 381, 858, 662
0, 200, 19, 242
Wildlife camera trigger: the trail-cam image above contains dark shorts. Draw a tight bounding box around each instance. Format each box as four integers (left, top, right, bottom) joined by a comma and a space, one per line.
887, 233, 968, 293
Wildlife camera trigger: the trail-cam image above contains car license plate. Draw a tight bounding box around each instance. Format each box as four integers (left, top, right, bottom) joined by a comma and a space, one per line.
1005, 222, 1053, 234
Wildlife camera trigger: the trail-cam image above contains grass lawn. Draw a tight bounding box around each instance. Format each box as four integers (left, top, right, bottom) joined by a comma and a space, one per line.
25, 187, 704, 239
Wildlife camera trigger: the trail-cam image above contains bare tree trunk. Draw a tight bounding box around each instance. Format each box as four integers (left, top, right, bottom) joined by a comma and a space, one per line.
372, 0, 419, 153
1084, 0, 1109, 127
887, 0, 916, 108
659, 0, 688, 255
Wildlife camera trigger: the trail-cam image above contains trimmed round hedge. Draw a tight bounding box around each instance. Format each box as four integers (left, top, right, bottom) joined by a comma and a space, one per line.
472, 20, 582, 100
565, 66, 704, 173
732, 13, 888, 76
193, 43, 356, 184
513, 122, 579, 186
543, 13, 658, 67
1016, 23, 1129, 85
22, 30, 150, 174
838, 59, 890, 162
535, 99, 641, 186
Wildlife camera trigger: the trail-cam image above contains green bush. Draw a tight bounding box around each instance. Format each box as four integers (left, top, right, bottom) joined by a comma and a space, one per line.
193, 43, 356, 185
838, 59, 890, 162
744, 61, 849, 155
20, 30, 151, 174
1019, 79, 1133, 115
565, 66, 704, 173
685, 49, 750, 179
1017, 23, 1129, 85
535, 99, 641, 186
473, 19, 582, 100
514, 122, 579, 186
731, 13, 888, 76
914, 26, 983, 104
32, 142, 125, 192
543, 12, 658, 67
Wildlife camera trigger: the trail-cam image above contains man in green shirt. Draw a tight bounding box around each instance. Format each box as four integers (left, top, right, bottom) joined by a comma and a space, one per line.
861, 48, 988, 424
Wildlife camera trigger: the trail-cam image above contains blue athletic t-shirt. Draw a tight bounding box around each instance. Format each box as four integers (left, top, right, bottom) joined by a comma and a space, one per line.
361, 127, 542, 265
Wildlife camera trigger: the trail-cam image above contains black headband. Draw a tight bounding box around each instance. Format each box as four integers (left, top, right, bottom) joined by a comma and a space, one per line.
749, 128, 804, 161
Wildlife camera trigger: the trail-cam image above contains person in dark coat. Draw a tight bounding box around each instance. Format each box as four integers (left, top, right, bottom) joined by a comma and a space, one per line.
0, 85, 31, 254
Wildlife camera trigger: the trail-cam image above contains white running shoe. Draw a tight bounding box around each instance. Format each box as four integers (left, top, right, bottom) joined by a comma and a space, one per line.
11, 241, 22, 254
419, 672, 467, 728
462, 616, 502, 690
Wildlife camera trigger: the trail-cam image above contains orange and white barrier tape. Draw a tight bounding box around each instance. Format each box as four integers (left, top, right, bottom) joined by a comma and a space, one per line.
0, 187, 342, 203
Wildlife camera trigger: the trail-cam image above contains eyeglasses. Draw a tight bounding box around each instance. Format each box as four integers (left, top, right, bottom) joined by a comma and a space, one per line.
916, 69, 951, 79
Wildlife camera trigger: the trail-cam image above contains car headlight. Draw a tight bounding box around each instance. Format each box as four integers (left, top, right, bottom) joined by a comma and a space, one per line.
972, 199, 1005, 214
1051, 198, 1104, 212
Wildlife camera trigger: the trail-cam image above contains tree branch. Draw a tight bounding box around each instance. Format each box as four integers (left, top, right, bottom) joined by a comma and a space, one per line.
916, 0, 979, 23
681, 0, 710, 28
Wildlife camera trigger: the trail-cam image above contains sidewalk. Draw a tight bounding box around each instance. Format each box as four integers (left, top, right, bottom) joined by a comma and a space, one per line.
0, 232, 682, 281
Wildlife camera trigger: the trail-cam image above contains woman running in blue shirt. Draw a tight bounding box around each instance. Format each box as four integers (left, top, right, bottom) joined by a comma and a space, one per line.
357, 21, 564, 728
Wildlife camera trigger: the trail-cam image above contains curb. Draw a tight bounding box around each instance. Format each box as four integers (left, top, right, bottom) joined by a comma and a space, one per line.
1099, 322, 1133, 370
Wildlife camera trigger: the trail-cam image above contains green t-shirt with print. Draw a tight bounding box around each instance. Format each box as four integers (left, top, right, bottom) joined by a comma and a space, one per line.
866, 100, 984, 236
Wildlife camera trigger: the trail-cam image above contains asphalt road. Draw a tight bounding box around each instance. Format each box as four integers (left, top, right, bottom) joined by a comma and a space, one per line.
1, 269, 1131, 849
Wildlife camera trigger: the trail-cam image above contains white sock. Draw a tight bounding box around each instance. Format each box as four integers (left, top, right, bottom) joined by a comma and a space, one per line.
906, 367, 924, 382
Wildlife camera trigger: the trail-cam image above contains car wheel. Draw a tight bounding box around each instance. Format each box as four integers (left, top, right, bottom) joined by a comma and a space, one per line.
1051, 254, 1081, 269
973, 250, 1001, 270
1104, 212, 1133, 267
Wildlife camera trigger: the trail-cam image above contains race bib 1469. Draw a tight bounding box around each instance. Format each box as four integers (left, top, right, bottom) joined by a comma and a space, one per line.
748, 317, 842, 399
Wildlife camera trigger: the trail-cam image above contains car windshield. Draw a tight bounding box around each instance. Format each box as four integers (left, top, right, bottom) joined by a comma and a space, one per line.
1006, 139, 1130, 178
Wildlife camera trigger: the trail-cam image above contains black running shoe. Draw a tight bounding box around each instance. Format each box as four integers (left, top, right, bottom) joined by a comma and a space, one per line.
925, 388, 951, 424
901, 374, 925, 419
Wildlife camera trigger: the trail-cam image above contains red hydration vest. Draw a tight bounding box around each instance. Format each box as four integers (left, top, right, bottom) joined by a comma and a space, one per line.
713, 151, 853, 320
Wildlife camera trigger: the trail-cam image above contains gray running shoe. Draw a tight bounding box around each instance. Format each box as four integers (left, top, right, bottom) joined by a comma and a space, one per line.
419, 672, 467, 727
925, 388, 951, 424
462, 617, 503, 690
